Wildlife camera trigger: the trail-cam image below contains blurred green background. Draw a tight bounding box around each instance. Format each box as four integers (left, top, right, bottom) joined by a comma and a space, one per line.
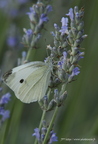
0, 0, 98, 144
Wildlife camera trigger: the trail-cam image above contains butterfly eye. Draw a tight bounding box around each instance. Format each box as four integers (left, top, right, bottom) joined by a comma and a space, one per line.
20, 79, 24, 83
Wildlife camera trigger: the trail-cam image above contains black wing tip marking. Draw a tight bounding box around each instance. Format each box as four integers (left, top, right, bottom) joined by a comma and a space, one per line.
3, 69, 12, 82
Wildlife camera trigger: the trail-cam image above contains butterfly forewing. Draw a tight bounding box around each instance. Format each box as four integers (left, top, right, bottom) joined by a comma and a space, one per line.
3, 62, 44, 92
3, 61, 52, 103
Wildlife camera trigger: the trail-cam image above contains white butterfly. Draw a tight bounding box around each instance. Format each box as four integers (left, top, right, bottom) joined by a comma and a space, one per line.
3, 61, 52, 103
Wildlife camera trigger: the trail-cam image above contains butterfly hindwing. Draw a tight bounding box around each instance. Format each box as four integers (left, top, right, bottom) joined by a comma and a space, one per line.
18, 65, 51, 103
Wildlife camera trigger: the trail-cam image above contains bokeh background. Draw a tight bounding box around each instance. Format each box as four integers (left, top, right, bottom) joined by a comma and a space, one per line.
0, 0, 98, 144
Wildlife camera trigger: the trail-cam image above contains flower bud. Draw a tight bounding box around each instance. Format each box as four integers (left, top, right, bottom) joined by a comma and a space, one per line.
74, 6, 78, 13
38, 3, 45, 14
61, 41, 68, 48
57, 47, 64, 55
75, 14, 80, 24
41, 127, 47, 134
55, 97, 60, 105
57, 69, 66, 81
72, 28, 77, 37
76, 31, 83, 39
71, 55, 78, 64
41, 134, 45, 141
59, 91, 67, 102
68, 65, 74, 73
54, 39, 60, 47
47, 100, 57, 111
81, 34, 88, 39
70, 20, 76, 28
68, 36, 73, 44
74, 39, 81, 47
43, 96, 49, 109
52, 47, 58, 55
70, 47, 78, 55
54, 89, 59, 99
42, 120, 47, 127
69, 30, 73, 37
77, 21, 84, 31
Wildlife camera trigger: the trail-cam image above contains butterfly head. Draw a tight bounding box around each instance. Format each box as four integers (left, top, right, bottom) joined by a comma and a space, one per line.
3, 69, 12, 82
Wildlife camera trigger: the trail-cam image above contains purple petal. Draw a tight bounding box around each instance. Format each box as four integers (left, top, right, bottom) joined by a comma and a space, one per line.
66, 8, 74, 20
32, 128, 40, 141
0, 93, 11, 104
46, 5, 52, 13
0, 110, 10, 121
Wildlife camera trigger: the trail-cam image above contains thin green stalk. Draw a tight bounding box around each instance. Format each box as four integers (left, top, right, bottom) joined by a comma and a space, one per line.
34, 89, 51, 144
34, 110, 46, 144
42, 84, 67, 144
26, 48, 32, 61
43, 106, 59, 144
26, 48, 37, 61
38, 89, 51, 129
39, 110, 46, 130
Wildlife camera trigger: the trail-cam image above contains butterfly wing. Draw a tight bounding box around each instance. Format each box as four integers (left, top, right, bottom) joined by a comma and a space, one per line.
3, 61, 51, 103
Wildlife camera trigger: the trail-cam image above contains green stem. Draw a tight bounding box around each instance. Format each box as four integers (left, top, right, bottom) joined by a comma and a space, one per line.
39, 110, 46, 129
34, 110, 46, 144
38, 89, 51, 130
43, 106, 59, 144
26, 48, 37, 62
34, 89, 51, 144
26, 48, 32, 61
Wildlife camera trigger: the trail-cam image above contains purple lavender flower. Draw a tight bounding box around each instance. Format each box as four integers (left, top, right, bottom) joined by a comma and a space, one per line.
46, 5, 52, 13
0, 109, 10, 122
32, 128, 58, 144
25, 29, 33, 36
50, 31, 55, 37
49, 131, 58, 144
66, 8, 74, 20
0, 0, 30, 18
58, 61, 63, 69
59, 17, 68, 35
54, 23, 60, 30
0, 93, 11, 105
75, 12, 80, 18
0, 1, 7, 8
32, 128, 41, 141
58, 52, 67, 69
63, 51, 67, 60
0, 91, 11, 124
68, 67, 80, 82
72, 67, 80, 76
26, 7, 36, 21
39, 14, 49, 25
78, 51, 84, 60
7, 36, 18, 47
